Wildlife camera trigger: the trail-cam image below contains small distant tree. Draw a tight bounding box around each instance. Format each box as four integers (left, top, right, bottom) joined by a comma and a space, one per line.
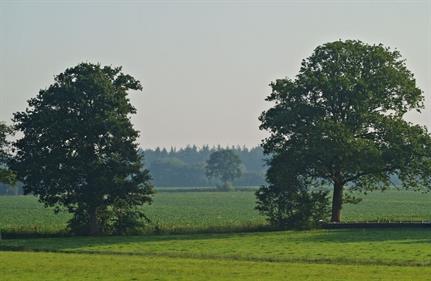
258, 40, 431, 225
206, 149, 242, 190
12, 63, 154, 235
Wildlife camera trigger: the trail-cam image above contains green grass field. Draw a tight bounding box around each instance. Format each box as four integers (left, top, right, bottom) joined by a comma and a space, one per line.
1, 229, 431, 280
1, 189, 431, 235
2, 251, 431, 281
3, 251, 431, 281
1, 190, 431, 280
2, 228, 431, 266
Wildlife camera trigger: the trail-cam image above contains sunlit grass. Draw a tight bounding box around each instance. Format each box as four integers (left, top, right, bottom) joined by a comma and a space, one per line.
2, 229, 431, 266
2, 251, 430, 281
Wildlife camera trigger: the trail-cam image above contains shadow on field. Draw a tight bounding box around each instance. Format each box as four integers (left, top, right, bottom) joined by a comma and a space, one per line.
0, 232, 262, 251
1, 228, 430, 253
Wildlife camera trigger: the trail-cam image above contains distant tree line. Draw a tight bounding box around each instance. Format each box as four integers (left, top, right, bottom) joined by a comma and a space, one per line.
0, 182, 23, 195
0, 145, 267, 194
142, 145, 266, 187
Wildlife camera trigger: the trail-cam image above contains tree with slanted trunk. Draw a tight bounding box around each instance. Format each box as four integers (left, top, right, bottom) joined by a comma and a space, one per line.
12, 63, 154, 235
258, 40, 431, 223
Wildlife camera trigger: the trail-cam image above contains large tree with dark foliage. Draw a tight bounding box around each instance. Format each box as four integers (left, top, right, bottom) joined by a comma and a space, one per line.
0, 122, 15, 185
257, 40, 431, 224
12, 63, 154, 234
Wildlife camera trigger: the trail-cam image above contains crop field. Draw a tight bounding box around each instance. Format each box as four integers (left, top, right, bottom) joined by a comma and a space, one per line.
1, 189, 431, 235
1, 229, 431, 280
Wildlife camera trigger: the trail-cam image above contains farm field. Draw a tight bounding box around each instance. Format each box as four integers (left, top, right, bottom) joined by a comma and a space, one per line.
1, 229, 431, 280
1, 189, 431, 235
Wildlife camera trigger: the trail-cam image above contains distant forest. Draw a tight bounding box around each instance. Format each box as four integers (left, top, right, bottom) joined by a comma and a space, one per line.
0, 182, 22, 195
142, 145, 267, 187
0, 145, 267, 194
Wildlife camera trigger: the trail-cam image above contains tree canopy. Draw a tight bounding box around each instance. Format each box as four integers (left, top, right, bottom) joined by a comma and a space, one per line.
12, 63, 154, 234
257, 40, 431, 224
205, 149, 243, 190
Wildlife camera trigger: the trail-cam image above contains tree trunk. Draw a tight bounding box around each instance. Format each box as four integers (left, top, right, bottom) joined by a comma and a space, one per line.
331, 180, 343, 222
88, 207, 100, 235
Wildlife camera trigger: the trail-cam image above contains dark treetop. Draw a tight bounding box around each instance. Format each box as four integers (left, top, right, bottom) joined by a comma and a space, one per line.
259, 40, 431, 223
12, 63, 153, 234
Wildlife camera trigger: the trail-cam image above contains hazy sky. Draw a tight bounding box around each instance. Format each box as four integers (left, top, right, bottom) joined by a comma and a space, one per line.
1, 0, 430, 148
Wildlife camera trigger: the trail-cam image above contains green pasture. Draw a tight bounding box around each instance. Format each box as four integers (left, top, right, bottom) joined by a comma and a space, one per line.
1, 189, 431, 235
2, 229, 431, 266
1, 251, 430, 281
3, 251, 431, 281
1, 228, 431, 280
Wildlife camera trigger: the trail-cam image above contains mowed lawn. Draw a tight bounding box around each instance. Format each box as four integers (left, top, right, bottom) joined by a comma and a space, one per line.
1, 229, 431, 280
2, 229, 431, 266
1, 251, 431, 281
1, 190, 431, 234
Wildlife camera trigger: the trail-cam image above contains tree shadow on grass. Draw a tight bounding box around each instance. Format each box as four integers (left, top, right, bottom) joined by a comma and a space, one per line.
1, 227, 430, 253
0, 230, 272, 252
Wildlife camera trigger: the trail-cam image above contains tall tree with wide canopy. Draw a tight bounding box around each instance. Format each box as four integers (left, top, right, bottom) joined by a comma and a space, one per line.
12, 63, 154, 234
258, 40, 431, 223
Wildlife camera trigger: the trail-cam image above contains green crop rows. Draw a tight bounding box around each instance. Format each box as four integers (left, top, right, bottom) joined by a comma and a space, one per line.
1, 190, 431, 235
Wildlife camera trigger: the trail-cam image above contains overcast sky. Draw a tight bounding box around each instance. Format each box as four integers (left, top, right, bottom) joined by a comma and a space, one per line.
1, 0, 430, 148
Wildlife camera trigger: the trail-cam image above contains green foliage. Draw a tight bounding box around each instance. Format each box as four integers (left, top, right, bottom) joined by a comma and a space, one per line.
256, 153, 330, 227
256, 185, 329, 228
206, 149, 243, 190
259, 40, 431, 223
11, 63, 154, 235
0, 122, 16, 185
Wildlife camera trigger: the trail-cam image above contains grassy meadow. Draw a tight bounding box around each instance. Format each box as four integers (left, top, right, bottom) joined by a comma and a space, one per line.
3, 251, 431, 281
1, 189, 431, 280
2, 228, 431, 266
1, 189, 431, 235
1, 229, 431, 280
